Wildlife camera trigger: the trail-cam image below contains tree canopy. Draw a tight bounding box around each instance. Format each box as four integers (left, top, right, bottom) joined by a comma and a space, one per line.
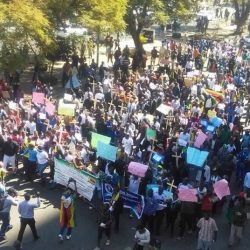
0, 0, 55, 72
125, 0, 198, 57
232, 0, 250, 34
80, 0, 127, 33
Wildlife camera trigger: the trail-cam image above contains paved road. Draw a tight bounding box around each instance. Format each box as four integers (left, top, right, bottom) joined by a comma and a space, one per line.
0, 171, 250, 250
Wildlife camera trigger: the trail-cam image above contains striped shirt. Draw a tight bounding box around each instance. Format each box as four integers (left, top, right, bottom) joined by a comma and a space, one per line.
197, 217, 218, 242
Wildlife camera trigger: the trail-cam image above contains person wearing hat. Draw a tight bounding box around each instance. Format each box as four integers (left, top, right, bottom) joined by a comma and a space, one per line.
0, 188, 18, 238
17, 192, 40, 242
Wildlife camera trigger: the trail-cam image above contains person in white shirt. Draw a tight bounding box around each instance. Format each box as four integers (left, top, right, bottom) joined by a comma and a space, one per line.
25, 118, 36, 135
134, 224, 150, 249
205, 96, 213, 111
154, 186, 167, 235
235, 104, 244, 116
196, 165, 211, 183
83, 88, 93, 101
128, 175, 140, 194
154, 119, 160, 132
122, 134, 134, 156
65, 151, 74, 163
185, 60, 194, 72
207, 76, 216, 90
102, 75, 112, 94
178, 129, 190, 147
95, 92, 104, 102
36, 145, 48, 183
17, 192, 40, 242
0, 188, 18, 238
127, 100, 137, 114
107, 107, 118, 119
178, 178, 193, 189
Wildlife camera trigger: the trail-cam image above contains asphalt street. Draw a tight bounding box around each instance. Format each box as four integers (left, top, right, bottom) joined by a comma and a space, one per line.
0, 171, 250, 250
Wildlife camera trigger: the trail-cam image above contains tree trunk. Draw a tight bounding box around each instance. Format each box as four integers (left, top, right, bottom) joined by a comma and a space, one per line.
96, 31, 100, 66
130, 29, 143, 53
234, 0, 250, 35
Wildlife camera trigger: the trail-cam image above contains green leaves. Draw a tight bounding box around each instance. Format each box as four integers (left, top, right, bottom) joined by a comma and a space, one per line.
80, 0, 127, 33
0, 0, 55, 72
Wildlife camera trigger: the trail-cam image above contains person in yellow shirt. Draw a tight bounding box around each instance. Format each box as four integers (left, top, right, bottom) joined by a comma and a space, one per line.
207, 107, 217, 120
0, 161, 7, 183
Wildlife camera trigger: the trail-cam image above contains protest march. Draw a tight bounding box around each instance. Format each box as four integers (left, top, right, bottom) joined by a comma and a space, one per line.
0, 10, 250, 250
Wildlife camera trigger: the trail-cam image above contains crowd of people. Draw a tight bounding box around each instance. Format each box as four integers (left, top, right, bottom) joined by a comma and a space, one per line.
0, 30, 249, 250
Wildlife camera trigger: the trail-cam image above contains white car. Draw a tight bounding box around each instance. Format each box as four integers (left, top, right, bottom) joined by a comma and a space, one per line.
56, 26, 88, 38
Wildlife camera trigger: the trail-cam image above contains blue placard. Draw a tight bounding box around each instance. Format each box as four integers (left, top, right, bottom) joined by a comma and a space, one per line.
97, 141, 117, 162
147, 184, 173, 200
200, 119, 208, 127
151, 152, 165, 163
187, 147, 209, 167
211, 117, 222, 128
206, 125, 215, 133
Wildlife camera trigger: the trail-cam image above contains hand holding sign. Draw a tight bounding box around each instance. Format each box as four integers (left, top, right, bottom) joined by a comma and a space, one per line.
128, 162, 149, 178
213, 179, 230, 200
178, 188, 198, 202
32, 92, 44, 104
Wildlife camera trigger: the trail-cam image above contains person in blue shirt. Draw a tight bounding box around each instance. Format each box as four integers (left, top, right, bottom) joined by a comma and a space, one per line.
242, 131, 250, 149
22, 144, 37, 182
141, 188, 158, 234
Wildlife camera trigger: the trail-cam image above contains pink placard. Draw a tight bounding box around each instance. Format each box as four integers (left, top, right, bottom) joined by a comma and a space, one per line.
194, 131, 207, 148
45, 100, 55, 115
32, 92, 44, 104
213, 179, 230, 200
178, 188, 198, 202
128, 162, 149, 177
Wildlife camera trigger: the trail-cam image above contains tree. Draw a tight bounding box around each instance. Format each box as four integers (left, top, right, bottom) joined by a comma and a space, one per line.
233, 0, 250, 34
125, 0, 167, 55
80, 0, 127, 65
125, 0, 197, 64
0, 0, 55, 73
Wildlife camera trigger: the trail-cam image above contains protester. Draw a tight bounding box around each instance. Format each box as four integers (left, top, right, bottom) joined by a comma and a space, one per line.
0, 188, 18, 238
17, 192, 40, 242
58, 178, 77, 241
94, 203, 112, 250
228, 196, 247, 247
109, 186, 123, 233
196, 212, 218, 250
134, 224, 150, 250
0, 24, 249, 249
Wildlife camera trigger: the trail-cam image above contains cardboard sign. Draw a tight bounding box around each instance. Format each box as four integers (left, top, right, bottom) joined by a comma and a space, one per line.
178, 188, 198, 202
211, 117, 222, 128
45, 100, 55, 116
146, 128, 156, 140
137, 113, 154, 124
39, 113, 46, 120
32, 92, 44, 104
156, 104, 173, 116
187, 147, 209, 167
213, 179, 230, 200
194, 131, 207, 148
58, 99, 75, 116
2, 91, 10, 99
91, 132, 111, 149
54, 159, 96, 201
64, 93, 73, 102
97, 141, 117, 162
128, 161, 149, 177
